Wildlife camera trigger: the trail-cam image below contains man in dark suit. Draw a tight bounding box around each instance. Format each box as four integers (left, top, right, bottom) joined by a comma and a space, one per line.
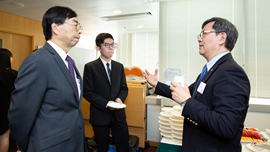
144, 17, 250, 152
9, 6, 87, 152
83, 33, 129, 152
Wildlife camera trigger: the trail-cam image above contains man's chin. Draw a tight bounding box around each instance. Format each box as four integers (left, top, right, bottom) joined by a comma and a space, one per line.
71, 41, 79, 47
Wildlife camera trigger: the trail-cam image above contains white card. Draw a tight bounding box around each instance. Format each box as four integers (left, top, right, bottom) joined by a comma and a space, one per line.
197, 82, 206, 94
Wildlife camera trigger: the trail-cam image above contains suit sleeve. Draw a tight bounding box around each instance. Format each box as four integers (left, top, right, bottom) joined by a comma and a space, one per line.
117, 64, 128, 102
154, 82, 172, 99
182, 66, 250, 139
83, 64, 109, 110
8, 55, 47, 150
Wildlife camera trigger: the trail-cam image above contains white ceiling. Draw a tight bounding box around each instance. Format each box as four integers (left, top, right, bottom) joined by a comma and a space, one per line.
0, 0, 171, 35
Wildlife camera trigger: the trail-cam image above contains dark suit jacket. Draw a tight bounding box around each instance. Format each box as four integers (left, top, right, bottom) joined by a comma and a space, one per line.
9, 42, 87, 152
155, 53, 250, 152
83, 58, 128, 125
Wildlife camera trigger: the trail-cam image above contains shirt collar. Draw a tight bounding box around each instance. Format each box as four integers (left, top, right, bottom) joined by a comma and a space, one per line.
100, 57, 111, 67
47, 41, 68, 61
206, 51, 230, 71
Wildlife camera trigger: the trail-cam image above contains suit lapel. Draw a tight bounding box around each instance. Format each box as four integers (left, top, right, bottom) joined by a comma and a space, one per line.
111, 60, 117, 86
202, 53, 232, 83
43, 43, 80, 104
97, 58, 111, 85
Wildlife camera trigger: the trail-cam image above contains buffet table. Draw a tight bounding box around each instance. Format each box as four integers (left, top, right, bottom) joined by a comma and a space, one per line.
157, 132, 270, 152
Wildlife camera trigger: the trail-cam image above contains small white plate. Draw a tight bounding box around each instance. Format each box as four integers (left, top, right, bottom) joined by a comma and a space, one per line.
162, 107, 174, 113
160, 112, 172, 117
173, 105, 182, 111
107, 101, 126, 109
171, 111, 184, 118
171, 125, 183, 131
160, 125, 171, 131
159, 116, 170, 122
172, 129, 183, 136
160, 132, 172, 138
159, 127, 172, 134
169, 116, 184, 122
171, 137, 182, 144
172, 133, 183, 140
170, 123, 184, 129
246, 143, 270, 152
169, 119, 184, 126
158, 120, 170, 126
266, 129, 270, 134
160, 124, 171, 130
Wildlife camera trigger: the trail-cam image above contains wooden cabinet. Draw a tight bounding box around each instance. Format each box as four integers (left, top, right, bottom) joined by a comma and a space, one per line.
125, 82, 147, 148
81, 98, 94, 138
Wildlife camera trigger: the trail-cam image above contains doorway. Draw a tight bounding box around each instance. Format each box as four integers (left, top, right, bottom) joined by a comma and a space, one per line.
0, 31, 32, 70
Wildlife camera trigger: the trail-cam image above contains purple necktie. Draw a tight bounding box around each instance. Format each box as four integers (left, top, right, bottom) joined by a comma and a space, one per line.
66, 55, 79, 99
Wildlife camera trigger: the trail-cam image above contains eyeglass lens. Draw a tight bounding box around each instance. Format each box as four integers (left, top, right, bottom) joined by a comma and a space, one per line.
104, 43, 116, 47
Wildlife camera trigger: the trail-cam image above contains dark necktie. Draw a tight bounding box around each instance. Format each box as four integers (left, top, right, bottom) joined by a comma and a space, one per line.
193, 64, 207, 96
66, 55, 79, 99
106, 62, 111, 83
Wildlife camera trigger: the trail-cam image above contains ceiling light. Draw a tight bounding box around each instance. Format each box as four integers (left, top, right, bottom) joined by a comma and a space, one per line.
10, 2, 25, 8
100, 12, 152, 21
112, 10, 122, 14
137, 25, 144, 28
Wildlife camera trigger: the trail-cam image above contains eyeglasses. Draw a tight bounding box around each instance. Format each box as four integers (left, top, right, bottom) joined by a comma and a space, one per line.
64, 22, 83, 31
103, 42, 117, 48
197, 30, 223, 39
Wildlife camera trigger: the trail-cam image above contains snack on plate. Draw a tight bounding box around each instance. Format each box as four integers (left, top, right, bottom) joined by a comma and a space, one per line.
241, 137, 264, 143
241, 128, 267, 143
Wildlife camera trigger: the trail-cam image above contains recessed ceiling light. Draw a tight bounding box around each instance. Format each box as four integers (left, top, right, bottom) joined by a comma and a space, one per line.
137, 25, 144, 28
112, 10, 122, 14
10, 2, 25, 8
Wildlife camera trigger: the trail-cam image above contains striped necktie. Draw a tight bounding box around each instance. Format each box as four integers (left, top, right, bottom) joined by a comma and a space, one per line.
106, 62, 111, 83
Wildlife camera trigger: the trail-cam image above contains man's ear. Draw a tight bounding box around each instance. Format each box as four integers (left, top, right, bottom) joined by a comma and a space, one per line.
51, 23, 59, 36
219, 32, 227, 45
96, 46, 101, 51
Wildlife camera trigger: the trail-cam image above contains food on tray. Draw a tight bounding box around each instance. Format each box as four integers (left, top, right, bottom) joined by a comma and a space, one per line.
241, 128, 267, 143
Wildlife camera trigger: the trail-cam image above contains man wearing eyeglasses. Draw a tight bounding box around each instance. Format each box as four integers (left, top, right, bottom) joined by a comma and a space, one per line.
9, 6, 87, 152
144, 17, 250, 151
83, 33, 129, 152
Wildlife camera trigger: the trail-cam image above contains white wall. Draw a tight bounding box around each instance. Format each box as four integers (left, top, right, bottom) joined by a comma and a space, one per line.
117, 32, 159, 74
69, 34, 97, 76
117, 33, 132, 67
245, 112, 270, 131
245, 0, 270, 98
159, 0, 244, 84
159, 0, 270, 98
